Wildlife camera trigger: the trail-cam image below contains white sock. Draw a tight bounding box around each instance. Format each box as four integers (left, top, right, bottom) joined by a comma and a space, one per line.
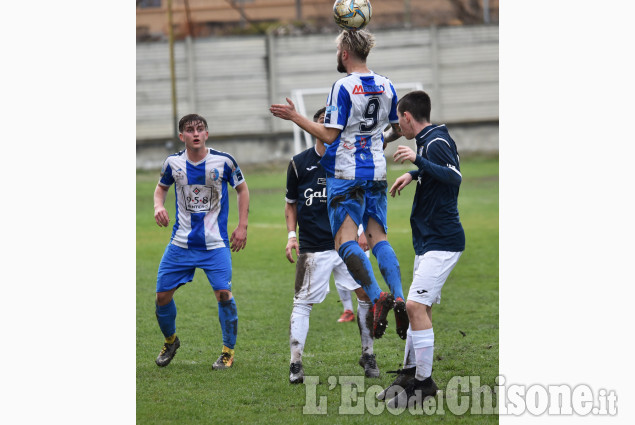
337, 287, 353, 312
403, 327, 416, 368
356, 300, 373, 355
411, 328, 434, 380
290, 303, 312, 363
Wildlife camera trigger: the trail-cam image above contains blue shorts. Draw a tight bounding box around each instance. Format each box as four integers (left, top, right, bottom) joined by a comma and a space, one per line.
156, 244, 233, 293
326, 177, 388, 238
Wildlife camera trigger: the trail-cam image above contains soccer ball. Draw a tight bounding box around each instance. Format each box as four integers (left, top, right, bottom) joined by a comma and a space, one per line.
333, 0, 372, 31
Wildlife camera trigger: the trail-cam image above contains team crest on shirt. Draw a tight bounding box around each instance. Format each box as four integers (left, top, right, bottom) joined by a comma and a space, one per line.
173, 169, 186, 183
210, 168, 220, 181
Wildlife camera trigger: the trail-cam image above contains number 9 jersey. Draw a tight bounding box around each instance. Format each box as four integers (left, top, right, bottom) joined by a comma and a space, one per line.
158, 148, 246, 250
322, 71, 399, 181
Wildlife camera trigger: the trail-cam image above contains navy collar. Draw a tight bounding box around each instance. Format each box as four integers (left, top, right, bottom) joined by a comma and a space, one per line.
415, 124, 445, 142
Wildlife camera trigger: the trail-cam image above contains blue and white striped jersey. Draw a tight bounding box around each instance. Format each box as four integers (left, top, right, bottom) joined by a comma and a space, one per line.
321, 71, 399, 181
158, 148, 246, 251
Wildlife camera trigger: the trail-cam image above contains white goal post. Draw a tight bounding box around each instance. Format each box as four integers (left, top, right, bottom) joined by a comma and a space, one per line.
290, 82, 424, 154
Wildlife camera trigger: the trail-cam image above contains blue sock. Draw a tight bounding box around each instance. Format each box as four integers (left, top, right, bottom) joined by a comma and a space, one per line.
372, 240, 404, 300
338, 240, 382, 302
218, 298, 238, 349
155, 299, 177, 338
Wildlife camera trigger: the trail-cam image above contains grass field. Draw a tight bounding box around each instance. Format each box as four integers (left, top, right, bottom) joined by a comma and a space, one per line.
136, 156, 498, 424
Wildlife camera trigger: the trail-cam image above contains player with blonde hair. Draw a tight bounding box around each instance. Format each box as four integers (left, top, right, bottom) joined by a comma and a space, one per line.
271, 29, 408, 340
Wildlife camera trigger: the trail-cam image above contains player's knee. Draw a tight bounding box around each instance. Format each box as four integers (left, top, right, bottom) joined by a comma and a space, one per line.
155, 291, 173, 306
406, 299, 427, 316
216, 289, 233, 302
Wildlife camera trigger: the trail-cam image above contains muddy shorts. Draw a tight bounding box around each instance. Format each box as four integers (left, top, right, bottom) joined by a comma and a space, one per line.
325, 177, 388, 238
293, 250, 360, 304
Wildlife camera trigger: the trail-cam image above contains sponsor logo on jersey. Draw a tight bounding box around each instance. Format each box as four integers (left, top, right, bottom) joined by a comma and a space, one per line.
306, 165, 318, 171
317, 177, 326, 185
304, 187, 327, 206
357, 136, 369, 149
326, 105, 338, 113
352, 83, 385, 95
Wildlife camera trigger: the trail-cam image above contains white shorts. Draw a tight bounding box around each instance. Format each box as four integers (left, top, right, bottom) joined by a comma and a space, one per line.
407, 251, 462, 306
294, 250, 360, 304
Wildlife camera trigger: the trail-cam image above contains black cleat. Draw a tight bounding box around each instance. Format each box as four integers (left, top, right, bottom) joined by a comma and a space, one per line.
155, 336, 180, 367
377, 366, 416, 401
386, 376, 438, 409
289, 361, 304, 384
358, 353, 380, 378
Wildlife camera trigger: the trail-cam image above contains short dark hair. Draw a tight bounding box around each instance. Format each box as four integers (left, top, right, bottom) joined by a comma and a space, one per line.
178, 114, 208, 133
397, 91, 431, 123
313, 107, 326, 122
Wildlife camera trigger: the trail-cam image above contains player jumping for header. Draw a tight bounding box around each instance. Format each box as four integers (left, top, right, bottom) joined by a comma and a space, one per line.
271, 29, 407, 340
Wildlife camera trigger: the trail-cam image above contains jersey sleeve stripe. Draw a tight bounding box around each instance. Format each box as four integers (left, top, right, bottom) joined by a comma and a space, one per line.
209, 148, 238, 168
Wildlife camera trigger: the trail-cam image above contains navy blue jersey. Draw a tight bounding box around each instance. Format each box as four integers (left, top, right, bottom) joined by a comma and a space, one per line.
286, 147, 334, 253
408, 124, 465, 255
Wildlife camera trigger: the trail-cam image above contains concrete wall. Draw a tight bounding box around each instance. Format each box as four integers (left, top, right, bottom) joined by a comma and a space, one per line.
137, 24, 498, 169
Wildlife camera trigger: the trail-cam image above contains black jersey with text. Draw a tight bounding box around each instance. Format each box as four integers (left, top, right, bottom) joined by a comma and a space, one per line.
286, 147, 334, 254
409, 124, 466, 255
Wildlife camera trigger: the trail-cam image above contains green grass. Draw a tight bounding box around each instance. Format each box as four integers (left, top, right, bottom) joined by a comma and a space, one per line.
136, 156, 499, 424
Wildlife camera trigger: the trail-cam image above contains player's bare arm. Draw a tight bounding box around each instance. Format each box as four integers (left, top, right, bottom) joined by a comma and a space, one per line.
270, 97, 340, 144
230, 182, 249, 252
284, 202, 299, 263
383, 123, 403, 148
154, 184, 170, 227
389, 173, 413, 197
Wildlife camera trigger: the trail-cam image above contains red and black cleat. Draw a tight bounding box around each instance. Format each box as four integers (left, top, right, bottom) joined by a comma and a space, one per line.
367, 292, 395, 339
393, 297, 409, 340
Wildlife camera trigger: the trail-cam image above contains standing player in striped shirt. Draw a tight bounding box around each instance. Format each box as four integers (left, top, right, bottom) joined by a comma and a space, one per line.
379, 91, 465, 408
270, 30, 407, 340
152, 114, 250, 370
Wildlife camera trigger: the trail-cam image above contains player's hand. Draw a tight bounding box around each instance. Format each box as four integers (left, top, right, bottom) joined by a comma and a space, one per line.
393, 145, 417, 164
154, 206, 170, 227
270, 97, 297, 121
230, 225, 247, 252
389, 173, 413, 197
286, 237, 299, 263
